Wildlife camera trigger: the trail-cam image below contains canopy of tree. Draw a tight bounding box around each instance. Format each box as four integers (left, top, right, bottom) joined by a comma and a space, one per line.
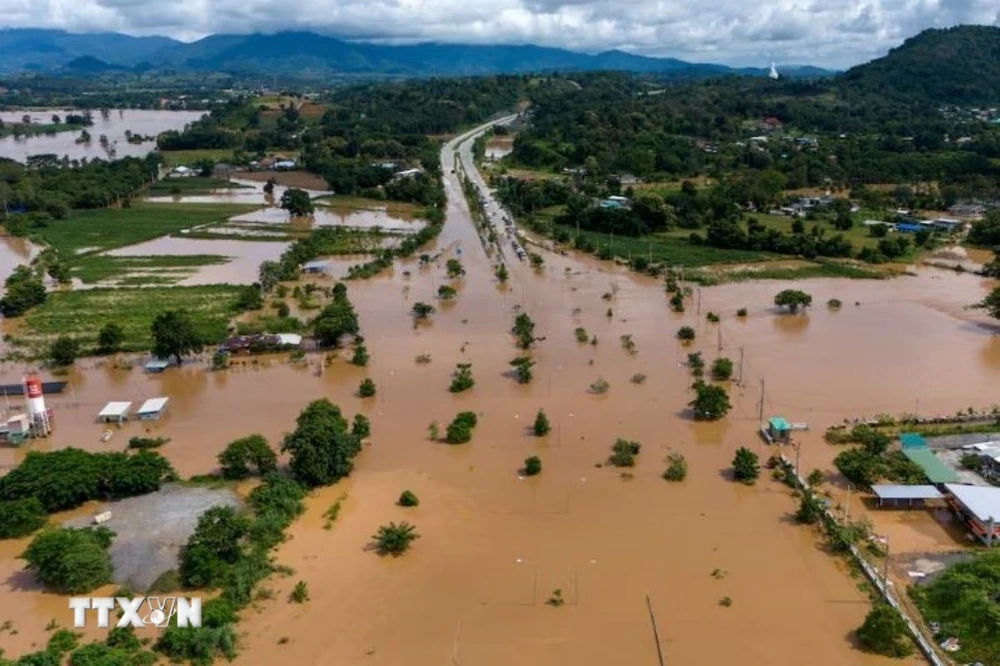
281, 399, 363, 487
21, 526, 115, 593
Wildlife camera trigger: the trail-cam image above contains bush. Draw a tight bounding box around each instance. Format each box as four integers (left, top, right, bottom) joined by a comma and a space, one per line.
445, 259, 465, 278
662, 453, 688, 481
437, 284, 457, 300
351, 344, 369, 366
856, 604, 913, 657
669, 292, 685, 312
97, 322, 125, 354
533, 409, 551, 436
49, 335, 80, 366
795, 491, 824, 524
706, 312, 719, 323
218, 435, 277, 480
0, 497, 47, 538
411, 301, 435, 320
574, 327, 588, 343
127, 436, 169, 450
352, 413, 371, 439
524, 456, 542, 476
711, 357, 733, 381
589, 377, 610, 394
689, 381, 731, 420
289, 581, 309, 604
676, 326, 695, 341
398, 490, 420, 507
446, 411, 478, 444
774, 289, 813, 313
358, 378, 377, 397
449, 363, 475, 392
827, 298, 842, 309
736, 308, 748, 317
22, 527, 114, 593
509, 356, 535, 384
609, 439, 641, 467
371, 522, 419, 556
732, 447, 760, 484
179, 506, 250, 589
960, 452, 983, 471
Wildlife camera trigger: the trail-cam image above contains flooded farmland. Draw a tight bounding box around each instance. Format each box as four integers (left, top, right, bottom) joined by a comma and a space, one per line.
0, 124, 997, 664
0, 109, 204, 163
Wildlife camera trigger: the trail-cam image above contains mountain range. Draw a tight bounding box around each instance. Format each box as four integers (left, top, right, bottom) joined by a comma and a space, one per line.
0, 28, 831, 79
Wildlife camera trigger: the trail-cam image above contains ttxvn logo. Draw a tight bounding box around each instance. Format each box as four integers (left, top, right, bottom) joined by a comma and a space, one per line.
69, 597, 202, 628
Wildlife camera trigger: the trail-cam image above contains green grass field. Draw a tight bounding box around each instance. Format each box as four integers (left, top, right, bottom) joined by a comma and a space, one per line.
70, 254, 231, 285
157, 149, 239, 168
16, 285, 244, 355
147, 177, 250, 196
0, 122, 81, 138
34, 202, 258, 257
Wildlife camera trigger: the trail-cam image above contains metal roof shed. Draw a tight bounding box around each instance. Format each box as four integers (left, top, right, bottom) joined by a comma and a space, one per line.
899, 433, 928, 450
98, 402, 132, 423
137, 397, 169, 421
871, 485, 943, 507
902, 447, 959, 484
945, 484, 1000, 522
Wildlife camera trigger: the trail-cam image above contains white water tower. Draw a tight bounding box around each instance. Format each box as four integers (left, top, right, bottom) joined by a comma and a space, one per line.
22, 373, 51, 436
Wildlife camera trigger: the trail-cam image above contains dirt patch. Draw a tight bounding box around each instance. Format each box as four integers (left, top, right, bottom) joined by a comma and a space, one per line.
64, 484, 241, 591
239, 170, 329, 191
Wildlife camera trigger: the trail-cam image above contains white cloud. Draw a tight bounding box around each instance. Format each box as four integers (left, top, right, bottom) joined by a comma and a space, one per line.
1, 0, 999, 67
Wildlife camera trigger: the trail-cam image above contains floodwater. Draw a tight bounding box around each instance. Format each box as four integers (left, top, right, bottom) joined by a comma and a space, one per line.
0, 109, 204, 163
0, 120, 996, 663
104, 236, 290, 286
144, 178, 328, 206
230, 205, 425, 233
0, 234, 40, 285
485, 136, 514, 161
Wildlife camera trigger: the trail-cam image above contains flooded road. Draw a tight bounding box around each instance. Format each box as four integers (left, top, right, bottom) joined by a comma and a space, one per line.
0, 118, 995, 663
0, 109, 204, 163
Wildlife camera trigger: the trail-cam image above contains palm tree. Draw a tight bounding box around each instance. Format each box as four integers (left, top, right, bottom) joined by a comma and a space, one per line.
371, 522, 420, 556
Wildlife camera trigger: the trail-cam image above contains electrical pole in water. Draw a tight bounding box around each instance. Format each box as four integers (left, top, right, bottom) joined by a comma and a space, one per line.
737, 346, 744, 386
717, 325, 722, 354
697, 288, 701, 317
758, 378, 765, 429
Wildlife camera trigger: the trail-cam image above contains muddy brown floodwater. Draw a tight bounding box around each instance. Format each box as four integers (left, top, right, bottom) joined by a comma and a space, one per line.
0, 121, 995, 664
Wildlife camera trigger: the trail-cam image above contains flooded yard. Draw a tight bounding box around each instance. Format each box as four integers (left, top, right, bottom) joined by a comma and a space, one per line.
0, 109, 204, 163
104, 236, 291, 285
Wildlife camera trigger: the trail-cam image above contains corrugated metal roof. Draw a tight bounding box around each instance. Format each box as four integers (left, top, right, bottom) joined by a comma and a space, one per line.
98, 401, 131, 418
945, 484, 1000, 522
769, 417, 791, 431
872, 485, 943, 501
138, 397, 169, 415
903, 448, 959, 484
899, 433, 928, 449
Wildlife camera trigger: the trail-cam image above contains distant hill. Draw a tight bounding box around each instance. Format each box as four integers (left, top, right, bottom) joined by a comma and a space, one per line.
61, 56, 129, 74
0, 28, 833, 79
840, 25, 1000, 104
0, 29, 175, 73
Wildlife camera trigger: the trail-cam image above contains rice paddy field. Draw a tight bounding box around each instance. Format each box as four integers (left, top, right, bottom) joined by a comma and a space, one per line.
70, 254, 232, 285
14, 285, 245, 354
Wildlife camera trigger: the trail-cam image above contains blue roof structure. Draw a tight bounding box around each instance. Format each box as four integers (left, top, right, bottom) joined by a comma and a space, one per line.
900, 433, 928, 450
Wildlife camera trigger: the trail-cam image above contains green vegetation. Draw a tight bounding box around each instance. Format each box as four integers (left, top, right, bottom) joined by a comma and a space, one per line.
911, 551, 1000, 664
371, 522, 419, 556
352, 414, 371, 439
574, 327, 588, 343
774, 289, 813, 313
512, 312, 537, 349
495, 263, 509, 282
732, 447, 760, 484
398, 490, 420, 507
676, 326, 695, 341
48, 335, 80, 366
711, 357, 734, 381
687, 352, 705, 377
449, 363, 475, 393
70, 253, 230, 286
547, 589, 565, 607
0, 498, 48, 539
689, 381, 731, 420
833, 425, 926, 487
97, 322, 125, 353
796, 489, 825, 524
147, 176, 246, 196
855, 604, 914, 658
289, 580, 309, 604
533, 409, 551, 436
524, 456, 542, 476
608, 439, 641, 467
281, 399, 364, 488
127, 436, 170, 450
21, 527, 115, 593
446, 258, 465, 278
736, 308, 748, 317
358, 378, 377, 398
152, 309, 204, 364
0, 265, 47, 318
509, 356, 536, 384
589, 377, 610, 394
662, 453, 688, 481
437, 284, 457, 300
17, 285, 244, 356
218, 435, 277, 480
446, 411, 479, 444
280, 188, 314, 217
620, 334, 637, 355
412, 301, 435, 320
313, 283, 360, 348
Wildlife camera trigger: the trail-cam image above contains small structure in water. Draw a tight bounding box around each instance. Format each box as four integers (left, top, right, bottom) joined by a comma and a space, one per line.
144, 358, 172, 374
98, 401, 132, 424
137, 397, 169, 421
944, 483, 1000, 546
871, 484, 943, 508
302, 260, 330, 275
760, 416, 808, 444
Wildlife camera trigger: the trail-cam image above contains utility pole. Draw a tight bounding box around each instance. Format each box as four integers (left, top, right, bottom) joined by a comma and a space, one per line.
758, 378, 765, 429
717, 325, 722, 354
697, 288, 701, 317
882, 536, 890, 588
795, 440, 801, 471
737, 346, 745, 386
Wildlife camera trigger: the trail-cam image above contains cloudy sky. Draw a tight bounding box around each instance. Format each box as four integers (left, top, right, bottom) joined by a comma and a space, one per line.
3, 0, 1000, 67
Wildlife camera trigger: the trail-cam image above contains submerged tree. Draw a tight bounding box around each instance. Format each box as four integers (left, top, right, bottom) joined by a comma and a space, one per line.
446, 259, 465, 279
533, 409, 551, 436
371, 522, 419, 556
512, 312, 536, 349
412, 301, 435, 320
280, 188, 314, 217
774, 289, 813, 313
218, 434, 277, 480
732, 447, 760, 484
856, 605, 913, 657
509, 356, 536, 384
282, 399, 362, 487
22, 527, 115, 594
689, 381, 730, 420
151, 310, 203, 364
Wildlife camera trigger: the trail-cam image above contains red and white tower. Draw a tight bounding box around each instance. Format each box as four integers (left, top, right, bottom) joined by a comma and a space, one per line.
22, 373, 51, 436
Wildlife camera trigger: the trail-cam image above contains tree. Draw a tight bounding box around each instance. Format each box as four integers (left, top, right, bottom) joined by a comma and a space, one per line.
774, 289, 813, 313
796, 490, 824, 524
976, 288, 1000, 319
97, 322, 125, 354
351, 343, 369, 366
49, 336, 80, 366
397, 490, 419, 507
151, 310, 203, 364
437, 284, 457, 300
412, 302, 435, 320
449, 363, 474, 392
313, 288, 359, 347
371, 521, 419, 556
21, 527, 114, 593
689, 381, 731, 420
282, 399, 362, 487
280, 188, 314, 217
180, 506, 249, 588
0, 497, 47, 538
495, 263, 509, 282
358, 378, 376, 397
676, 326, 695, 341
258, 261, 281, 292
609, 439, 641, 467
217, 435, 276, 480
446, 411, 478, 444
533, 409, 551, 436
512, 312, 536, 349
509, 356, 535, 384
662, 453, 688, 481
352, 413, 371, 438
732, 447, 760, 484
856, 604, 913, 657
524, 456, 542, 476
446, 259, 465, 278
711, 357, 733, 381
47, 262, 71, 284
263, 178, 277, 195
0, 265, 47, 317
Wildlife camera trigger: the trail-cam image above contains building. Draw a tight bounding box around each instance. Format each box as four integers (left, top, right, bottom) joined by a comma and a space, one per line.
98, 401, 132, 424
944, 484, 1000, 546
766, 417, 792, 444
221, 333, 304, 355
169, 166, 195, 178
599, 195, 631, 210
930, 217, 966, 232
949, 203, 986, 220
302, 260, 330, 275
393, 168, 423, 179
137, 397, 169, 421
274, 160, 297, 171
899, 433, 960, 483
871, 484, 943, 508
144, 359, 171, 374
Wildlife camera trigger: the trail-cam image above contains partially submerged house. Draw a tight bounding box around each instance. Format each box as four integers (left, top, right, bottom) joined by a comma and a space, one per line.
98, 401, 132, 424
220, 333, 303, 355
944, 483, 1000, 546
